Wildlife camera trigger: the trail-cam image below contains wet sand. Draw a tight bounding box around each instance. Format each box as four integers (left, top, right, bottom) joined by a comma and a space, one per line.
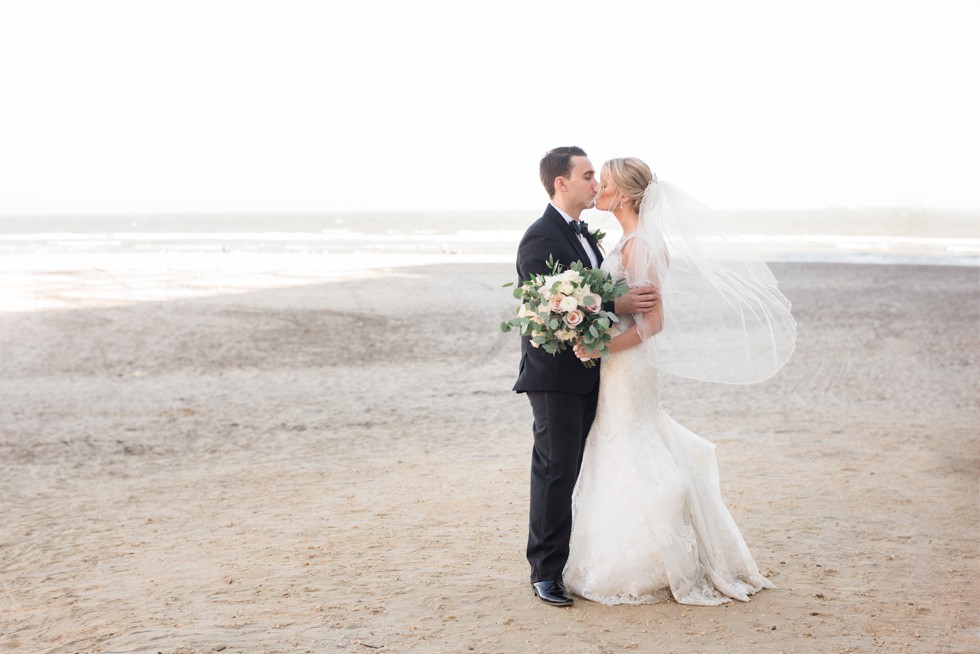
0, 258, 977, 653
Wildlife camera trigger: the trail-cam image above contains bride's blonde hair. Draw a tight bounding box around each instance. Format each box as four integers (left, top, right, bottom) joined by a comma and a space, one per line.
602, 157, 654, 213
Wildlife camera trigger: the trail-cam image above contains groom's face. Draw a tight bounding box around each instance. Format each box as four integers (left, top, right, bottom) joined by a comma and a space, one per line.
561, 156, 599, 212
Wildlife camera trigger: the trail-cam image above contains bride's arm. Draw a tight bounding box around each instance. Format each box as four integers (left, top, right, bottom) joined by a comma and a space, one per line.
607, 305, 663, 353
575, 238, 665, 360
614, 236, 665, 350
574, 301, 663, 360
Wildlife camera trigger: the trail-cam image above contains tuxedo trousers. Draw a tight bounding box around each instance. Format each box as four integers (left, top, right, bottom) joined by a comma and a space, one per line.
525, 387, 599, 583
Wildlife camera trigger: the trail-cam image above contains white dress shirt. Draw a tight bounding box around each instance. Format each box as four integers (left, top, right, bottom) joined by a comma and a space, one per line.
550, 203, 598, 268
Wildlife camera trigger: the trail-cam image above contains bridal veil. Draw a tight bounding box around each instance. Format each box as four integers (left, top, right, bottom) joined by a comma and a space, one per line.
625, 179, 796, 385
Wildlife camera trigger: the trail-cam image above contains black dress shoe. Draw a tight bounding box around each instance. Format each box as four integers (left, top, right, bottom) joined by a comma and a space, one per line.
532, 580, 574, 607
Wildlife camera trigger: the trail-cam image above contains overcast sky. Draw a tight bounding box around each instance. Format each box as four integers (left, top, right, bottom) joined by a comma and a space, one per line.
1, 0, 977, 214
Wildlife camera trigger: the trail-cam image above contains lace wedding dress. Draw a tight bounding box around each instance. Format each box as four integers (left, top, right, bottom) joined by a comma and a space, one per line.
563, 238, 774, 606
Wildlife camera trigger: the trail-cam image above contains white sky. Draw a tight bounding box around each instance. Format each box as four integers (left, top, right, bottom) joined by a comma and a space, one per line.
1, 0, 978, 214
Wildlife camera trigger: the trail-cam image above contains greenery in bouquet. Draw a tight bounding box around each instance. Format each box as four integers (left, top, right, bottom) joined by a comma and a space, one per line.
501, 256, 629, 368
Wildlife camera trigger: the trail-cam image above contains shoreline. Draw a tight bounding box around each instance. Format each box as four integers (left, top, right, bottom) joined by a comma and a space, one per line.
1, 251, 977, 314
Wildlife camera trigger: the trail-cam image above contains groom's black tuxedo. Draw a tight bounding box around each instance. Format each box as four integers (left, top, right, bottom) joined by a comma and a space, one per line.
513, 204, 605, 395
513, 204, 607, 585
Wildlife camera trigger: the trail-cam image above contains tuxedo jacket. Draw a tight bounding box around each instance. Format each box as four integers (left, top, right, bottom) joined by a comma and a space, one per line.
512, 204, 608, 395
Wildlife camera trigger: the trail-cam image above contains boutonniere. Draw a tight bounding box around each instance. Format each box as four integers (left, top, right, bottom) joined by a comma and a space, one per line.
590, 228, 607, 253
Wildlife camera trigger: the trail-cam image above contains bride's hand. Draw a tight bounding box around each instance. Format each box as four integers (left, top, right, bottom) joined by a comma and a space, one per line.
574, 341, 600, 361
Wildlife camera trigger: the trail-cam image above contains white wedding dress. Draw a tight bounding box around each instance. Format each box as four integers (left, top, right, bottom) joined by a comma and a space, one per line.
563, 240, 774, 606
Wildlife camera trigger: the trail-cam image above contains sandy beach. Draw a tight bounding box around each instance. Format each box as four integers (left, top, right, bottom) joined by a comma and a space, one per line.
0, 256, 977, 653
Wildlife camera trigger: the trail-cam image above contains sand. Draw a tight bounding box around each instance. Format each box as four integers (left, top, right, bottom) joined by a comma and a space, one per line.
0, 256, 977, 653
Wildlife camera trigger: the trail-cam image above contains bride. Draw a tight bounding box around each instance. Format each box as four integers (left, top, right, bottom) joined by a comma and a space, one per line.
566, 157, 796, 605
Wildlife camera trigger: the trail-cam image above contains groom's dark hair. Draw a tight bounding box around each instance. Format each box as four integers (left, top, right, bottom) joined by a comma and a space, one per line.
540, 146, 587, 198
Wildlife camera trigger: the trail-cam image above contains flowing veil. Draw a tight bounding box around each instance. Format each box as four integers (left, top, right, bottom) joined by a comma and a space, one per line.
624, 180, 796, 384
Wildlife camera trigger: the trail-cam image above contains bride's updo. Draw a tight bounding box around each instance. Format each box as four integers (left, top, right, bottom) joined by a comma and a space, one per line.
602, 157, 655, 213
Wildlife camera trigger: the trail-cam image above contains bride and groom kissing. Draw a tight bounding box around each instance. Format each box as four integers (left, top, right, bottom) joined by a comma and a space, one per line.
512, 146, 795, 607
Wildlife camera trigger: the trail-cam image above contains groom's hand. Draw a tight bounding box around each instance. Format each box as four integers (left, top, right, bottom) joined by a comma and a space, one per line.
615, 286, 660, 315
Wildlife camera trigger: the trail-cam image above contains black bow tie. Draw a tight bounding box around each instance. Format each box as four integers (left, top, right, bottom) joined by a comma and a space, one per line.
571, 220, 589, 236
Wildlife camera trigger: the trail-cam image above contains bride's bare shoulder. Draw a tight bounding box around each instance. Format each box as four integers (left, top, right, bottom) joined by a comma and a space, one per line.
618, 234, 640, 266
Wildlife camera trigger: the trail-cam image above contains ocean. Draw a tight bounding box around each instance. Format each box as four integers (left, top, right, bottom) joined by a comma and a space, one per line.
0, 209, 977, 266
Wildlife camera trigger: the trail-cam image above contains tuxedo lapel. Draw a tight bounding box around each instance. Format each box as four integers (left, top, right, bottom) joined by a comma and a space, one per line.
583, 228, 604, 267
544, 205, 593, 268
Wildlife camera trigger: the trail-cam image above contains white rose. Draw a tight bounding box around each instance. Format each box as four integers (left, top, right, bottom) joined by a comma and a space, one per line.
559, 295, 579, 312
572, 284, 592, 301
559, 281, 575, 295
561, 270, 582, 283
556, 329, 576, 342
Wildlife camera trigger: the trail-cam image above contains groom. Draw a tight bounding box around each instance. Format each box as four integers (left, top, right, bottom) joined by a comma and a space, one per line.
514, 146, 660, 606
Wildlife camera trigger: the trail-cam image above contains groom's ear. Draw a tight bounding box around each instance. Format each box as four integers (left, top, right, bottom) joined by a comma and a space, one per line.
554, 176, 567, 193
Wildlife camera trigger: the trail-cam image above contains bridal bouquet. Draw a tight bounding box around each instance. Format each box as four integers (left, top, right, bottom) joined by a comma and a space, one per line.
501, 256, 628, 368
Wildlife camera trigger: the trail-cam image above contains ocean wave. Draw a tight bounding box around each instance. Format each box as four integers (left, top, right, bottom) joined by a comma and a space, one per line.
0, 229, 976, 264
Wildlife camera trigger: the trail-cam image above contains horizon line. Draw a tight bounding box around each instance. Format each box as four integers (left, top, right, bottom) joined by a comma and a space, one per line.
1, 206, 978, 219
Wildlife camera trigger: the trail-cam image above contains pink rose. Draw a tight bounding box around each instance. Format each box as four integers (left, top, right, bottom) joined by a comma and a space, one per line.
565, 309, 584, 327
583, 298, 601, 313
548, 294, 565, 313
